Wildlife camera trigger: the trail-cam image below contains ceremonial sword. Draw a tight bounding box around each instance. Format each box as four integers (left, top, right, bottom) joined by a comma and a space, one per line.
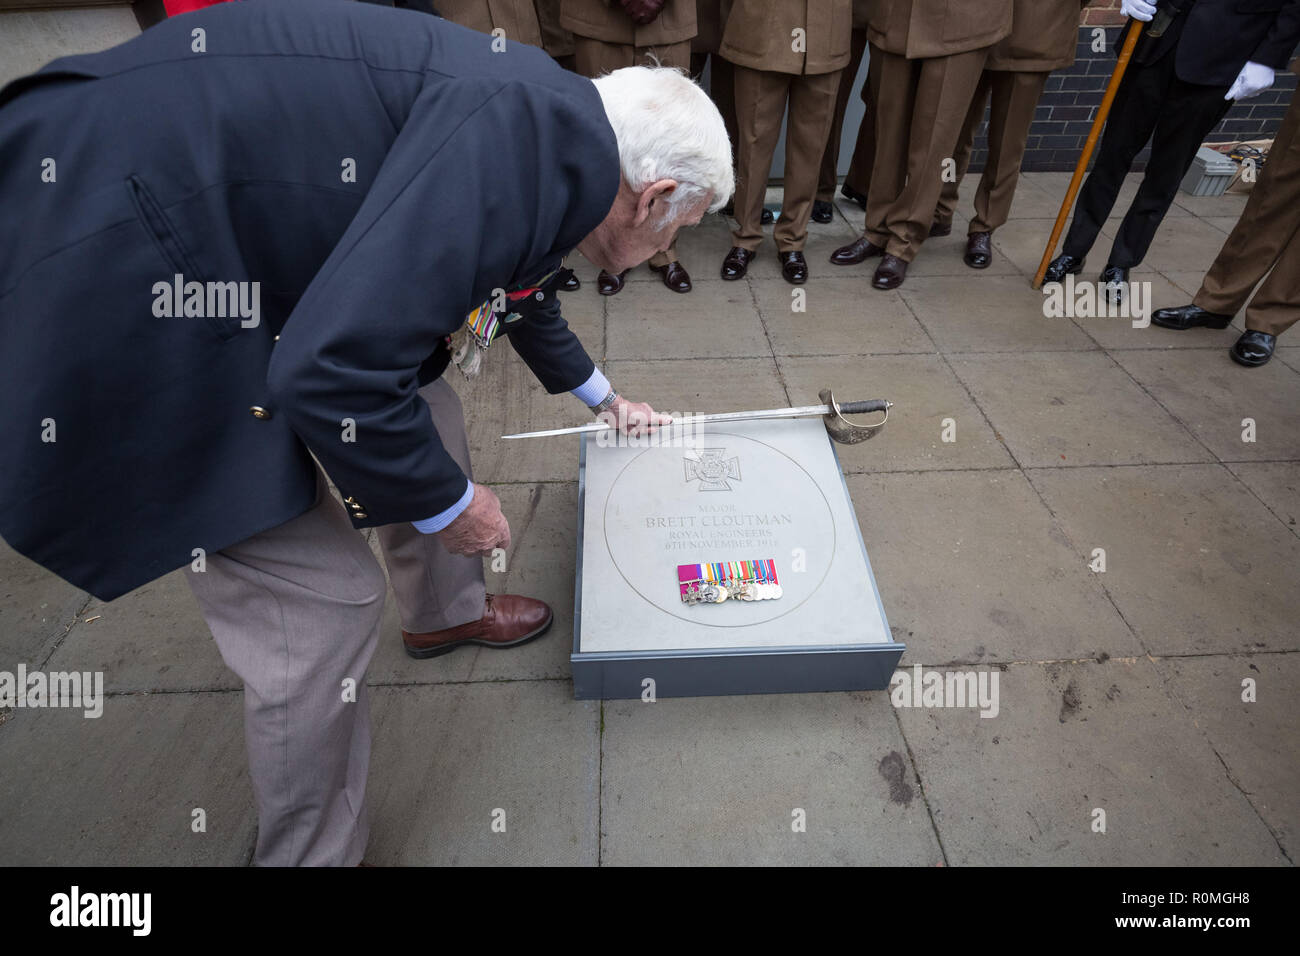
502, 389, 892, 445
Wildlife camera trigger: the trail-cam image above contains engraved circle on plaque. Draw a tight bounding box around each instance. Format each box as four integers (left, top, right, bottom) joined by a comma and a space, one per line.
602, 432, 836, 627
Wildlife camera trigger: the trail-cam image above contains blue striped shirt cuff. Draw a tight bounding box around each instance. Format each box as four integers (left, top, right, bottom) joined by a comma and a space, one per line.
570, 367, 611, 407
411, 480, 474, 534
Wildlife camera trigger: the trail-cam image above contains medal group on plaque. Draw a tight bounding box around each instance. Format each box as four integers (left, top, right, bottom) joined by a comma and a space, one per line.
677, 559, 782, 606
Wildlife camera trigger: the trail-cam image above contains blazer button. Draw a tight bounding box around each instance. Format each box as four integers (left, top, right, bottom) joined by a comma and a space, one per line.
250, 406, 272, 420
353, 512, 368, 519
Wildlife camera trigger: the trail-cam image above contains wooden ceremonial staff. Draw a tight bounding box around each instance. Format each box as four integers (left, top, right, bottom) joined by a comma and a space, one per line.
1032, 18, 1144, 289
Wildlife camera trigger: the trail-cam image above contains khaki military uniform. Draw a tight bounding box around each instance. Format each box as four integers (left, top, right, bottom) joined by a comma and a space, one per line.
722, 0, 852, 253
436, 0, 545, 48
692, 0, 738, 174
935, 0, 1085, 234
859, 0, 1013, 261
817, 0, 873, 203
561, 0, 698, 268
535, 0, 576, 65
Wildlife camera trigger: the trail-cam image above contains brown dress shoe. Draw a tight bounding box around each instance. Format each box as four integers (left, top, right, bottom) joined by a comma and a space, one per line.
929, 220, 952, 238
598, 269, 628, 296
780, 250, 808, 284
872, 254, 908, 290
964, 231, 992, 269
650, 260, 692, 293
829, 235, 885, 265
402, 593, 553, 659
721, 246, 755, 280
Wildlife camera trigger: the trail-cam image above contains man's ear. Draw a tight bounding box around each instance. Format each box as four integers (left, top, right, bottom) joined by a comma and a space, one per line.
634, 179, 678, 227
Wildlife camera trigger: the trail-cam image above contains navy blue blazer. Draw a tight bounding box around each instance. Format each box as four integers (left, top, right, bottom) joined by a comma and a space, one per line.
0, 0, 619, 600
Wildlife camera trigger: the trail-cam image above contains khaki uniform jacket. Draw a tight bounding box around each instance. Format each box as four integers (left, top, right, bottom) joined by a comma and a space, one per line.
720, 0, 853, 75
853, 0, 874, 31
866, 0, 1013, 59
437, 0, 545, 48
535, 0, 576, 57
987, 0, 1087, 72
693, 0, 732, 53
560, 0, 698, 46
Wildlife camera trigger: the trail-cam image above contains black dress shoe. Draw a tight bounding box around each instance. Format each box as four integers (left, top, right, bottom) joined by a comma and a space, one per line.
1043, 253, 1084, 283
721, 246, 755, 280
840, 183, 867, 209
872, 254, 908, 290
650, 260, 692, 293
964, 231, 992, 269
780, 251, 808, 284
597, 269, 628, 296
761, 207, 776, 225
811, 200, 834, 224
1151, 304, 1233, 331
1231, 330, 1276, 367
830, 235, 885, 265
929, 220, 952, 238
559, 269, 581, 292
1100, 264, 1129, 303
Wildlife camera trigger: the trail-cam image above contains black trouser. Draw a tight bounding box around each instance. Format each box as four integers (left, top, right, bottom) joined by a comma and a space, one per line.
1063, 49, 1232, 269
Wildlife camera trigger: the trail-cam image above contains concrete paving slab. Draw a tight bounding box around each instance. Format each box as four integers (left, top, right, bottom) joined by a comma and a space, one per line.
1172, 190, 1250, 219
751, 275, 935, 356
777, 353, 1015, 472
1277, 346, 1300, 373
1225, 462, 1300, 535
0, 6, 140, 87
599, 691, 943, 865
900, 232, 1020, 277
1138, 214, 1239, 276
846, 470, 1139, 665
621, 214, 735, 284
1070, 272, 1242, 350
744, 232, 865, 283
363, 680, 599, 865
949, 351, 1214, 467
606, 279, 770, 361
987, 217, 1060, 276
900, 275, 1098, 353
1152, 651, 1299, 860
603, 356, 789, 421
1110, 349, 1300, 461
0, 538, 88, 669
897, 657, 1287, 864
1028, 464, 1300, 655
43, 570, 236, 694
0, 692, 254, 865
366, 482, 580, 685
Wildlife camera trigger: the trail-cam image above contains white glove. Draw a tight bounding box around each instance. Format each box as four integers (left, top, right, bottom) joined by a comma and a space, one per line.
1121, 0, 1157, 21
1225, 61, 1275, 100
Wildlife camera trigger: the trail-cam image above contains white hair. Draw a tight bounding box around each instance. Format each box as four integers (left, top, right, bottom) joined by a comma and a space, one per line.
591, 65, 735, 223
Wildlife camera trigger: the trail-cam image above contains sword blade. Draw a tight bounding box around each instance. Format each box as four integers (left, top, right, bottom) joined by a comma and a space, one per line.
501, 403, 835, 440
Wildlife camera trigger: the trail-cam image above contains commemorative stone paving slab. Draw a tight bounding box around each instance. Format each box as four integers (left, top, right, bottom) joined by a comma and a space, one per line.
751, 275, 935, 357
846, 471, 1139, 665
606, 278, 771, 361
363, 679, 599, 865
43, 569, 236, 694
1110, 348, 1300, 462
0, 539, 88, 669
1028, 464, 1300, 656
599, 691, 943, 866
0, 691, 254, 865
366, 482, 581, 685
948, 351, 1214, 467
896, 656, 1286, 865
900, 275, 1098, 353
1151, 651, 1299, 861
1224, 462, 1300, 534
776, 353, 1015, 473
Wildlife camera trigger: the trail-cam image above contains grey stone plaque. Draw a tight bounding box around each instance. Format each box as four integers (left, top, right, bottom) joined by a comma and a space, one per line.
571, 418, 903, 699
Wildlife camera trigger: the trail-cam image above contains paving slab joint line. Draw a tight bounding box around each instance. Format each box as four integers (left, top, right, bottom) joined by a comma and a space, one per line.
889, 699, 949, 867
597, 699, 605, 868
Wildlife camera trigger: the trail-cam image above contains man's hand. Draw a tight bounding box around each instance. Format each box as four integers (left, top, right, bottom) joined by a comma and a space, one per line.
1121, 0, 1157, 21
598, 395, 673, 437
1226, 61, 1275, 100
435, 482, 511, 557
620, 0, 666, 27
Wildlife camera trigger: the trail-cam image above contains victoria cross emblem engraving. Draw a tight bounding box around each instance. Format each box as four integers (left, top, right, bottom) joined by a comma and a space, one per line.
683, 448, 742, 491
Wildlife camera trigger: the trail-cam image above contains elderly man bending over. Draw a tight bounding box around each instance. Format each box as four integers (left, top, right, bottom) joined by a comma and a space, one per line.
0, 0, 733, 866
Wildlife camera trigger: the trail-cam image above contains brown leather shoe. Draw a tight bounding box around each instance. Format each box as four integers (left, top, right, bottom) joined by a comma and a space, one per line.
598, 269, 628, 296
650, 260, 692, 293
929, 220, 952, 238
721, 246, 755, 280
402, 593, 553, 659
830, 235, 885, 265
872, 254, 908, 290
780, 250, 808, 284
964, 231, 992, 269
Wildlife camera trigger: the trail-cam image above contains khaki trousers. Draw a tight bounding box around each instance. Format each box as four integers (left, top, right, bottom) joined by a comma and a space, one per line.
862, 44, 991, 262
186, 378, 485, 866
817, 27, 869, 202
731, 64, 841, 252
1194, 90, 1300, 338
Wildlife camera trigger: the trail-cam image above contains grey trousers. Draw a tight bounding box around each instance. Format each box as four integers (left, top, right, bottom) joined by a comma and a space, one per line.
186, 378, 486, 866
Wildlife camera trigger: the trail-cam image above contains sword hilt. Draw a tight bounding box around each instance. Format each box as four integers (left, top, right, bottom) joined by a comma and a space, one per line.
836, 399, 890, 415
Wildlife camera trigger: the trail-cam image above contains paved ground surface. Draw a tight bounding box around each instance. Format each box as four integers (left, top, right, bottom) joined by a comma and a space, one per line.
1, 172, 1296, 866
